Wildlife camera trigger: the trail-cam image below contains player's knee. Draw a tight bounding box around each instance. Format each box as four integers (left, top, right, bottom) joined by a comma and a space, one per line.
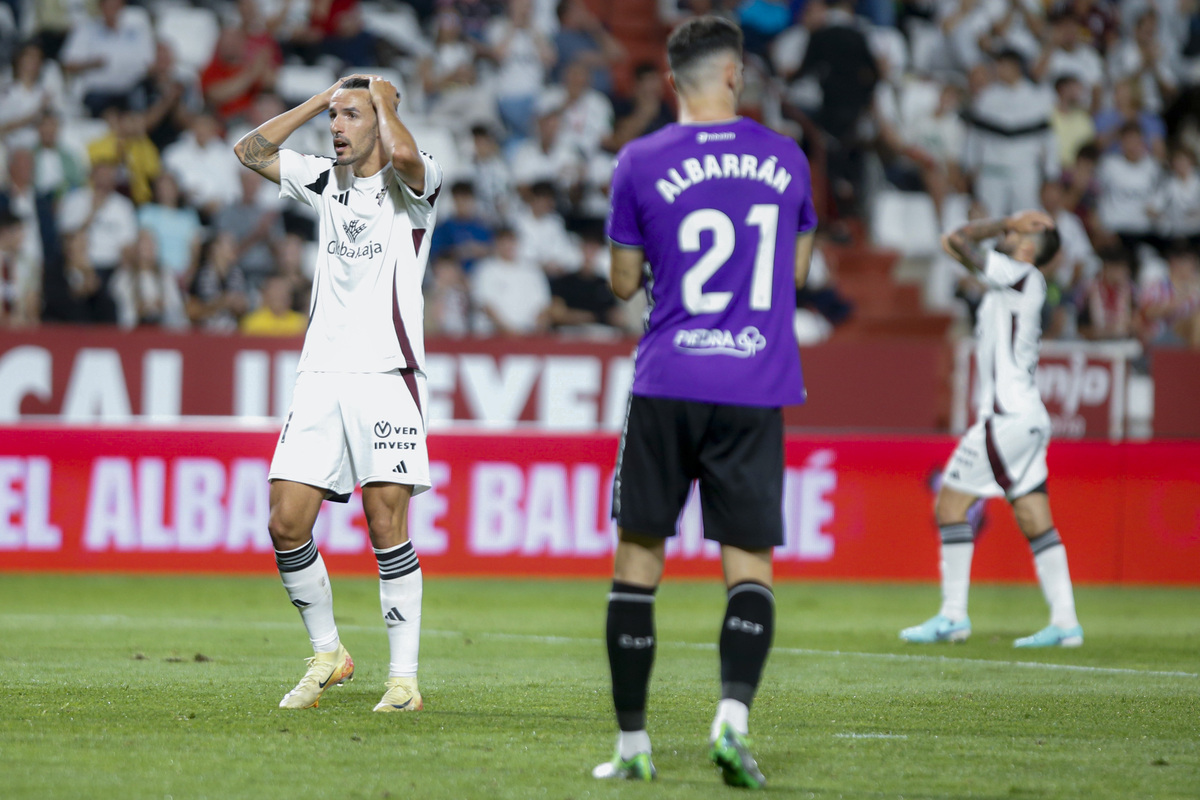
364, 509, 407, 548
267, 505, 311, 550
934, 491, 968, 527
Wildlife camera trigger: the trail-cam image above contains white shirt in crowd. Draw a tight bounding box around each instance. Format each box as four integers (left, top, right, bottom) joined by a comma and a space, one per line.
543, 86, 613, 158
1043, 44, 1105, 96
509, 137, 583, 190
1050, 208, 1099, 287
278, 148, 443, 374
1107, 39, 1177, 115
470, 255, 550, 334
514, 209, 582, 274
965, 78, 1058, 179
1151, 171, 1200, 238
58, 188, 138, 268
60, 6, 155, 95
1097, 152, 1162, 234
487, 19, 548, 100
0, 64, 67, 149
162, 132, 243, 209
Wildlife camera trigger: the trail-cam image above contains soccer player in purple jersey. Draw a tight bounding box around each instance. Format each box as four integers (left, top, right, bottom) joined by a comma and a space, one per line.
593, 16, 817, 789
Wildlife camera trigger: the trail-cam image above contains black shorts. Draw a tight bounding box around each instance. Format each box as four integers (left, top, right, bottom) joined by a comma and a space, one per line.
612, 394, 785, 549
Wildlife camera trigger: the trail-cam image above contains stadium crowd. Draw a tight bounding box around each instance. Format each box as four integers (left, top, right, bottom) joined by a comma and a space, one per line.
0, 0, 1198, 351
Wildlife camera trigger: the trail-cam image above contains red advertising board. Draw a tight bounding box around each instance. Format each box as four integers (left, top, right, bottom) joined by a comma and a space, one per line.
0, 328, 949, 432
2, 426, 1196, 584
952, 340, 1139, 440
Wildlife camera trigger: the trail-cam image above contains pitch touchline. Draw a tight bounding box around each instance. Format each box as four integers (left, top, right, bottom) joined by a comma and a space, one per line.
3, 614, 1196, 679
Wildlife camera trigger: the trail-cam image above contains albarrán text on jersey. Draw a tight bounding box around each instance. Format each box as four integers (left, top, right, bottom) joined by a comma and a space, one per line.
607, 118, 816, 407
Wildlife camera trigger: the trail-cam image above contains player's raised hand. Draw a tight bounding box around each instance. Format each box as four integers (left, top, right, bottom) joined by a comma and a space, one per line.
1007, 210, 1055, 234
367, 75, 401, 109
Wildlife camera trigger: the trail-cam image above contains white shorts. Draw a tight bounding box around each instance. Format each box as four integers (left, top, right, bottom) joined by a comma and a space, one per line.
942, 409, 1050, 500
269, 370, 431, 500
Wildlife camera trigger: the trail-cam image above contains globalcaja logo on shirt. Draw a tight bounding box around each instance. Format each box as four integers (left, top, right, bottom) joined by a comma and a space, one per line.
673, 326, 767, 358
342, 218, 368, 242
327, 239, 383, 259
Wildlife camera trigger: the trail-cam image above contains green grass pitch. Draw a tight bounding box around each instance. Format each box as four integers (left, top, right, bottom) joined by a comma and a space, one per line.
2, 574, 1197, 799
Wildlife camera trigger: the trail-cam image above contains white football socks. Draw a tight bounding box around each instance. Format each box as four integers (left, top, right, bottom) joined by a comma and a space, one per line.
711, 698, 750, 741
938, 541, 974, 622
275, 540, 340, 653
1030, 530, 1079, 629
375, 541, 423, 678
618, 729, 651, 760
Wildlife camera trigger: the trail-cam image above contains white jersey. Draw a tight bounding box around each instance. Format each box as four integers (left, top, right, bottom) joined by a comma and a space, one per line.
279, 148, 443, 374
974, 250, 1047, 419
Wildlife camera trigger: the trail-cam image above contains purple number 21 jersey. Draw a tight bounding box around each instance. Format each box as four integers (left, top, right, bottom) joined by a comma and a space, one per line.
607, 117, 817, 407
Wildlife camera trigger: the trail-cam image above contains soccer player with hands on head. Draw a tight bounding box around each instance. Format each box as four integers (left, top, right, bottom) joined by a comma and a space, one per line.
901, 209, 1084, 649
234, 71, 443, 714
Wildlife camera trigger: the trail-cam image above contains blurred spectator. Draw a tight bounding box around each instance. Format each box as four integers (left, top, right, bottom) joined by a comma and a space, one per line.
468, 124, 514, 225
1108, 8, 1177, 116
1149, 146, 1200, 246
0, 208, 39, 326
1096, 122, 1163, 260
1041, 179, 1098, 315
515, 180, 582, 276
547, 59, 614, 159
33, 0, 98, 62
547, 223, 619, 331
309, 0, 377, 66
878, 79, 966, 219
1079, 246, 1136, 341
1061, 140, 1101, 231
430, 181, 494, 272
1050, 76, 1096, 168
422, 17, 503, 138
737, 0, 794, 62
794, 233, 852, 345
274, 232, 313, 312
424, 253, 473, 337
1063, 0, 1120, 56
1137, 241, 1200, 347
240, 273, 308, 336
214, 170, 285, 290
60, 0, 155, 117
31, 112, 86, 199
470, 226, 551, 335
110, 229, 188, 329
552, 0, 625, 95
421, 11, 480, 100
510, 102, 583, 200
86, 101, 161, 205
0, 149, 53, 285
0, 40, 67, 149
187, 232, 248, 332
1094, 77, 1166, 161
58, 160, 137, 323
963, 49, 1057, 217
792, 0, 879, 222
606, 63, 673, 153
137, 171, 203, 284
1033, 9, 1105, 111
202, 26, 280, 125
60, 229, 107, 322
444, 0, 506, 43
162, 111, 242, 222
488, 0, 556, 140
131, 41, 203, 153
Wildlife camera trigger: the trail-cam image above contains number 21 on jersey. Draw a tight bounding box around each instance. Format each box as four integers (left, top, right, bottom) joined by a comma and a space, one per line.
678, 204, 779, 314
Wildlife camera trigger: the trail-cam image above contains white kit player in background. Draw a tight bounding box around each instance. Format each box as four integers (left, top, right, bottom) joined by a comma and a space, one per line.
234, 74, 443, 712
900, 209, 1085, 649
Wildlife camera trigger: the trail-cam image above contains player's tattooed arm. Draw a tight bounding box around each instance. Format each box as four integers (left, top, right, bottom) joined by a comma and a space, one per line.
940, 218, 1008, 275
234, 130, 283, 183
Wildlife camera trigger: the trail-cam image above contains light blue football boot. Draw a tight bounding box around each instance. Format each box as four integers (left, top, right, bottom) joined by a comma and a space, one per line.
899, 614, 972, 644
1014, 624, 1084, 648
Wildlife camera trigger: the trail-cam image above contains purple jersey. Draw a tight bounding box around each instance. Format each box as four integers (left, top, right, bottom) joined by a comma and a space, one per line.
607, 117, 817, 407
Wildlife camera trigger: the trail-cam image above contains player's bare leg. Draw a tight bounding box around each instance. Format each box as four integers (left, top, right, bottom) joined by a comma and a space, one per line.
362, 481, 424, 711
270, 480, 354, 708
1011, 490, 1083, 647
900, 485, 978, 644
709, 545, 772, 789
594, 530, 663, 781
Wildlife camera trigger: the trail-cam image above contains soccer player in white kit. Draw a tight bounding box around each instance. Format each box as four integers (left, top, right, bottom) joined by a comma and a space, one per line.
900, 210, 1085, 649
233, 75, 442, 711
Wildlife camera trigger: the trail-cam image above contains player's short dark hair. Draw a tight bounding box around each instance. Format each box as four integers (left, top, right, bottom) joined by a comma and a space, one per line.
667, 15, 743, 87
340, 76, 371, 91
1031, 227, 1061, 267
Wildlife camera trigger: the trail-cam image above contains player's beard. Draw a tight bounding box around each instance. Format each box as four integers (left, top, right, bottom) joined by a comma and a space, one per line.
334, 124, 378, 167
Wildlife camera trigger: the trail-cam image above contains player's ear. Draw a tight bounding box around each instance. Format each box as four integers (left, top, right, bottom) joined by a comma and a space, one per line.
666, 72, 678, 97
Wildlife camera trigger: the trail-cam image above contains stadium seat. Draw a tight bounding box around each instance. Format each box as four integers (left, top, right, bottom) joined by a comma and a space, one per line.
870, 190, 941, 258
155, 5, 220, 77
276, 64, 339, 105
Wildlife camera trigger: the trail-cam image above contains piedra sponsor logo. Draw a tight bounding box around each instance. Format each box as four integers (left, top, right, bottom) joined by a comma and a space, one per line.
674, 326, 766, 358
